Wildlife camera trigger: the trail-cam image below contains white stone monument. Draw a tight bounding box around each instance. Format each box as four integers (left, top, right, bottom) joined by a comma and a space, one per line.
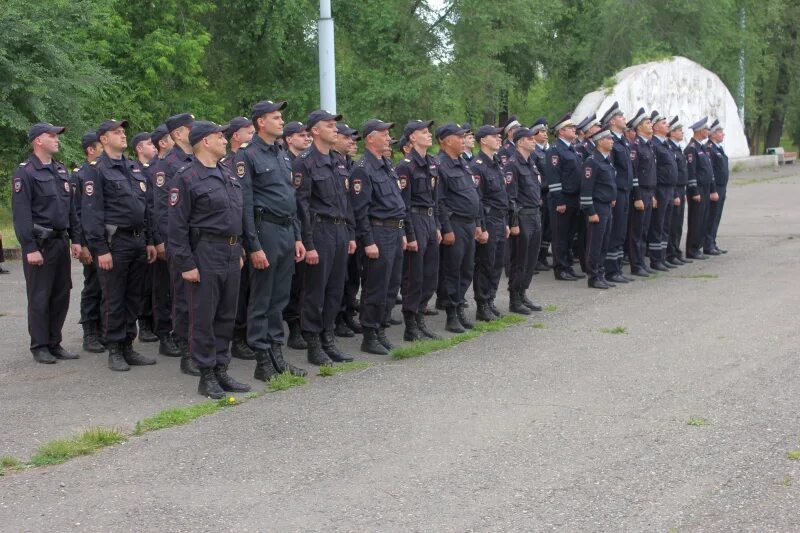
573, 56, 750, 157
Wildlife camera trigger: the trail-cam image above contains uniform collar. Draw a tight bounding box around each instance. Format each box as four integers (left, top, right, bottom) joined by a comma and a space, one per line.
99, 151, 128, 169
410, 148, 429, 168
478, 150, 499, 165
362, 149, 387, 171
193, 158, 224, 181
253, 134, 280, 153
29, 154, 52, 170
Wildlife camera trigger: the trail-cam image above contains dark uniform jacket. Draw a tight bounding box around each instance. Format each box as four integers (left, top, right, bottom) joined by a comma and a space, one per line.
544, 138, 583, 204
435, 152, 482, 234
580, 151, 618, 216
630, 136, 656, 201
706, 141, 729, 187
610, 133, 634, 192
651, 136, 678, 188
684, 138, 716, 196
669, 140, 688, 187
395, 148, 440, 242
350, 150, 407, 247
474, 151, 511, 229
505, 150, 542, 226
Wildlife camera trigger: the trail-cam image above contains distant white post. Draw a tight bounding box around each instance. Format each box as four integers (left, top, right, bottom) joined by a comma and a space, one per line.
319, 0, 337, 113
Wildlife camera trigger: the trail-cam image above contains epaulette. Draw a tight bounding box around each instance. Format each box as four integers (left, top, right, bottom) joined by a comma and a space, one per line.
73, 168, 80, 173
475, 159, 483, 164
403, 158, 411, 163
143, 163, 150, 168
176, 164, 189, 175
357, 158, 366, 167
240, 142, 249, 149
19, 162, 27, 167
299, 147, 312, 159
90, 160, 97, 165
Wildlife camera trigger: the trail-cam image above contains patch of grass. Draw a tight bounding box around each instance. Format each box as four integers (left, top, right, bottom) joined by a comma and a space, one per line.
544, 304, 557, 312
133, 401, 222, 435
0, 207, 18, 248
600, 326, 627, 335
318, 360, 372, 377
641, 273, 661, 281
245, 392, 261, 399
788, 449, 800, 461
28, 427, 124, 466
680, 273, 718, 279
392, 314, 524, 360
531, 322, 546, 329
267, 371, 308, 392
783, 475, 793, 486
687, 417, 710, 427
1, 455, 21, 469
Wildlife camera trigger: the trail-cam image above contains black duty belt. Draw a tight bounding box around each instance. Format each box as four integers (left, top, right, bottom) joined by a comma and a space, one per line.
518, 207, 540, 215
259, 212, 294, 227
410, 206, 435, 217
449, 214, 475, 224
486, 207, 508, 218
198, 231, 240, 245
116, 227, 144, 238
370, 218, 404, 229
314, 214, 348, 225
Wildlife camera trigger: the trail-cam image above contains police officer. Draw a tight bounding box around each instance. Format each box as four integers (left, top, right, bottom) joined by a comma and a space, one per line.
294, 109, 357, 365
684, 117, 715, 260
531, 118, 552, 271
83, 119, 157, 371
497, 115, 521, 165
12, 123, 82, 363
396, 120, 442, 341
506, 127, 544, 312
168, 121, 251, 398
580, 127, 618, 289
350, 119, 407, 354
71, 131, 106, 353
627, 108, 656, 277
574, 114, 599, 161
436, 123, 484, 333
462, 123, 475, 162
705, 120, 728, 255
143, 125, 181, 357
647, 110, 679, 271
544, 113, 585, 281
666, 117, 691, 265
284, 121, 312, 160
220, 117, 255, 174
237, 100, 308, 379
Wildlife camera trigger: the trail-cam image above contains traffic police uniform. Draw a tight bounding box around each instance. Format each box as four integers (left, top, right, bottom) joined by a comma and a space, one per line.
580, 129, 617, 288
628, 109, 657, 275
12, 123, 80, 362
705, 121, 729, 254
531, 118, 552, 268
497, 115, 520, 166
684, 117, 715, 258
666, 117, 689, 264
647, 111, 678, 269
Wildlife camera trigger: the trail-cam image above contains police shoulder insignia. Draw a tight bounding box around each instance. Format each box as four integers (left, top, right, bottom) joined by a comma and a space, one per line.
143, 163, 149, 168
687, 153, 694, 163
236, 161, 246, 178
398, 177, 408, 190
431, 176, 436, 189
345, 178, 349, 190
352, 178, 362, 194
476, 159, 483, 165
500, 155, 508, 165
240, 142, 249, 149
13, 178, 22, 193
139, 181, 147, 192
64, 181, 70, 192
292, 172, 303, 189
84, 181, 95, 196
550, 155, 559, 166
169, 188, 179, 206
504, 172, 513, 185
472, 174, 481, 186
630, 151, 637, 160
73, 168, 80, 173
155, 172, 166, 187
404, 158, 411, 163
584, 167, 593, 179
90, 160, 97, 165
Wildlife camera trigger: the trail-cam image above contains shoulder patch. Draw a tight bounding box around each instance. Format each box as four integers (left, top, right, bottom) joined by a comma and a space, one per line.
84, 181, 95, 196
352, 178, 362, 194
550, 155, 559, 166
169, 188, 179, 206
139, 181, 147, 192
398, 177, 408, 190
687, 153, 694, 164
155, 172, 166, 187
472, 174, 480, 187
292, 172, 303, 189
13, 177, 22, 193
584, 167, 593, 179
630, 151, 637, 161
236, 161, 246, 178
504, 171, 513, 185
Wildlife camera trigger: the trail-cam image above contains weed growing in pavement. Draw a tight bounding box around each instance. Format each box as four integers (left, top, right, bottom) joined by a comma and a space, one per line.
544, 304, 557, 312
531, 323, 546, 329
1, 456, 20, 469
600, 326, 627, 335
687, 417, 710, 427
267, 372, 308, 392
28, 427, 125, 466
318, 361, 372, 377
133, 401, 222, 435
784, 475, 793, 486
680, 273, 719, 279
788, 449, 800, 461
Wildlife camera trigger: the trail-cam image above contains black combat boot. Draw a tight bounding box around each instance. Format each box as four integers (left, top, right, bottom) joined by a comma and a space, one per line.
334, 313, 355, 338
475, 302, 494, 322
270, 343, 307, 377
488, 299, 503, 318
178, 339, 200, 376
509, 293, 531, 315
214, 364, 251, 392
304, 331, 332, 365
123, 341, 156, 366
376, 327, 394, 350
107, 343, 130, 372
415, 313, 441, 340
158, 333, 181, 357
198, 367, 225, 399
82, 322, 105, 353
253, 349, 279, 381
137, 318, 158, 342
50, 345, 79, 360
520, 292, 542, 311
361, 327, 389, 355
402, 310, 423, 341
230, 329, 255, 360
343, 310, 363, 334
321, 330, 355, 362
456, 305, 475, 330
445, 307, 465, 333
31, 347, 56, 364
286, 319, 307, 350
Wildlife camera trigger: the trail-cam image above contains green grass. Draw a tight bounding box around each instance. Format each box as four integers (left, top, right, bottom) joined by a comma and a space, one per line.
1, 455, 21, 469
0, 206, 17, 248
267, 371, 308, 392
642, 273, 661, 281
391, 314, 525, 360
531, 322, 546, 329
600, 326, 627, 335
318, 360, 372, 377
784, 475, 793, 486
28, 427, 125, 466
133, 401, 222, 435
687, 417, 710, 427
788, 449, 800, 461
680, 273, 719, 279
544, 304, 557, 312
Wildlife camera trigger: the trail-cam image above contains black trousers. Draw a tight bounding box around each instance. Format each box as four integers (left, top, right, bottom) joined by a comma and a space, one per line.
234, 261, 250, 334
439, 219, 476, 308
79, 259, 102, 326
627, 188, 654, 270
283, 262, 304, 323
508, 210, 541, 294
98, 232, 146, 344
139, 262, 153, 322
360, 225, 403, 329
538, 189, 551, 263
705, 184, 727, 251
686, 183, 711, 255
585, 203, 612, 281
667, 186, 686, 260
548, 194, 580, 274
343, 251, 361, 312
151, 258, 172, 336
474, 214, 507, 303
301, 221, 350, 333
247, 221, 295, 350
23, 237, 71, 350
605, 189, 629, 275
647, 185, 674, 263
169, 255, 189, 342
402, 212, 439, 314
187, 241, 241, 368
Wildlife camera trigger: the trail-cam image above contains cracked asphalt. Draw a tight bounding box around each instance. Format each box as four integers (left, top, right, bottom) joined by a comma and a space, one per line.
1, 167, 798, 531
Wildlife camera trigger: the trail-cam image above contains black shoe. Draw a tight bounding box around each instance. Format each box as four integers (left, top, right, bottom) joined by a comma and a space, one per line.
402, 310, 424, 341
180, 350, 200, 376
520, 293, 542, 312
475, 302, 494, 322
488, 300, 503, 318
630, 268, 650, 277
649, 262, 669, 272
304, 331, 333, 365
361, 327, 389, 355
387, 314, 402, 326
686, 251, 707, 260
123, 342, 156, 366
435, 299, 446, 311
198, 367, 225, 399
666, 258, 684, 267
535, 261, 552, 271
715, 246, 728, 254
588, 278, 610, 289
137, 319, 158, 343
416, 313, 441, 340
554, 270, 578, 281
50, 344, 79, 360
456, 305, 474, 330
334, 313, 355, 338
214, 364, 251, 392
286, 320, 307, 350
422, 306, 439, 316
230, 336, 256, 360
704, 248, 721, 256
321, 330, 355, 362
344, 311, 363, 334
569, 270, 586, 279
32, 347, 57, 364
601, 276, 616, 288
81, 322, 106, 353
621, 274, 636, 282
445, 307, 466, 333
508, 294, 531, 315
254, 349, 279, 381
158, 333, 181, 357
269, 344, 307, 377
661, 260, 677, 269
642, 264, 654, 274
107, 343, 130, 372
376, 327, 394, 350
607, 273, 629, 284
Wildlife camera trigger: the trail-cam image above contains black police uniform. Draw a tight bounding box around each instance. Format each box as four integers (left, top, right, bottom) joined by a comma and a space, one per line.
647, 136, 678, 265
473, 151, 510, 309
605, 132, 634, 277
667, 138, 689, 262
628, 135, 656, 272
396, 149, 440, 316
168, 158, 243, 369
705, 141, 729, 253
533, 143, 552, 266
544, 138, 583, 277
12, 155, 79, 353
497, 139, 515, 166
684, 138, 715, 256
437, 152, 482, 310
581, 150, 617, 283
133, 158, 156, 336
336, 149, 362, 331
282, 148, 306, 344
82, 152, 151, 349
505, 151, 543, 301
294, 144, 355, 334
71, 160, 102, 335
237, 135, 300, 351
351, 150, 406, 330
